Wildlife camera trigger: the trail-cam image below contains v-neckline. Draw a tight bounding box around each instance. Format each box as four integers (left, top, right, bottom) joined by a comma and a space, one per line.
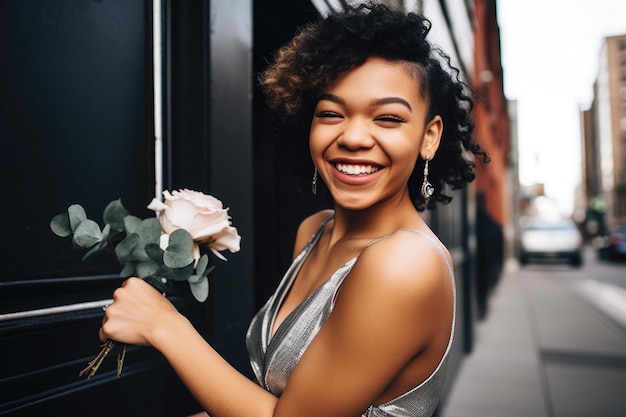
267, 217, 345, 342
267, 223, 423, 343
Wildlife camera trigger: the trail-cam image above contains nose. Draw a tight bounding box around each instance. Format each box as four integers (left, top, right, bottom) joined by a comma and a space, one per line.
337, 118, 375, 150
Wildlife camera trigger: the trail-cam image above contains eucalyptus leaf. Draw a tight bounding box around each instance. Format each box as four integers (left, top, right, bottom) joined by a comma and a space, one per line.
169, 229, 193, 249
123, 216, 142, 234
164, 243, 194, 269
82, 244, 103, 262
189, 277, 209, 302
195, 254, 209, 277
68, 204, 88, 232
171, 263, 194, 281
204, 264, 215, 277
103, 199, 130, 234
131, 246, 151, 262
50, 213, 72, 237
158, 266, 178, 280
145, 243, 164, 264
115, 233, 140, 262
188, 274, 203, 284
135, 260, 159, 278
137, 218, 162, 246
73, 219, 103, 248
120, 262, 136, 278
101, 223, 111, 243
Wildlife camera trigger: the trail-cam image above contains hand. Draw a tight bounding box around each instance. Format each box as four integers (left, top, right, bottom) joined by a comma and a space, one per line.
99, 277, 181, 347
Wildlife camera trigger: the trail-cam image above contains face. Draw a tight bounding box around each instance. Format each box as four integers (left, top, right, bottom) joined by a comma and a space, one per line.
309, 57, 442, 211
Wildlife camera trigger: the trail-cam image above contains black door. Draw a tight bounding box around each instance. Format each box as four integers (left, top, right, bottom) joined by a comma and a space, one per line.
0, 1, 201, 415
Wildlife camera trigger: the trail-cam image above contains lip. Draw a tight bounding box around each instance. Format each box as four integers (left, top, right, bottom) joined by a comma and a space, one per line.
328, 158, 384, 186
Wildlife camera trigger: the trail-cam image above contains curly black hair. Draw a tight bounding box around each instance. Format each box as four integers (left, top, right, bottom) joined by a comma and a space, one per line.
260, 3, 489, 210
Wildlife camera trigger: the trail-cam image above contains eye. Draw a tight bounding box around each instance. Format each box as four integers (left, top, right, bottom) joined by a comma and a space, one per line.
375, 115, 405, 124
316, 111, 343, 119
314, 111, 344, 124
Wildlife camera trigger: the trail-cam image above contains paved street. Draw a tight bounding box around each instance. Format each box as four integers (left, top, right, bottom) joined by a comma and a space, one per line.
440, 247, 626, 417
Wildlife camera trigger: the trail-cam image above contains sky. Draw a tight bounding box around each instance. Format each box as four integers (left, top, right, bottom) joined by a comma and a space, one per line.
496, 0, 626, 215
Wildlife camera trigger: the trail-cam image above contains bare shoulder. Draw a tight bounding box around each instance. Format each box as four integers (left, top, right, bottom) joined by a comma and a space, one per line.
361, 229, 452, 290
341, 229, 454, 320
292, 209, 334, 258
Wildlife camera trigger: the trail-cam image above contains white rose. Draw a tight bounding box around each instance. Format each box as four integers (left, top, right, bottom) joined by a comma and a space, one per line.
148, 189, 241, 262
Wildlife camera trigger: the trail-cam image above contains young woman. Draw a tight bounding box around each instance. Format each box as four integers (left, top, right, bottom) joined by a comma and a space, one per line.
100, 4, 487, 417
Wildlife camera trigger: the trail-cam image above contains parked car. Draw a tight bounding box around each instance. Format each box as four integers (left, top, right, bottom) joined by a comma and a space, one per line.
519, 218, 583, 267
597, 228, 626, 260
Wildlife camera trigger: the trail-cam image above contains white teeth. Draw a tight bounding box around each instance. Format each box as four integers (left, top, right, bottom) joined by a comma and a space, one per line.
335, 163, 380, 175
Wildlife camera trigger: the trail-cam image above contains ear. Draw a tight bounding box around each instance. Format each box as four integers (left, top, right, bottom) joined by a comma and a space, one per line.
420, 115, 443, 160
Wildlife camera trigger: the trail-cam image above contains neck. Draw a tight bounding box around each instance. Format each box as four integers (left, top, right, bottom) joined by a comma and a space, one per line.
329, 189, 423, 245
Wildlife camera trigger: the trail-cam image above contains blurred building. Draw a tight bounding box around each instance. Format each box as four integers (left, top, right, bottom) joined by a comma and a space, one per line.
581, 33, 626, 234
470, 0, 511, 320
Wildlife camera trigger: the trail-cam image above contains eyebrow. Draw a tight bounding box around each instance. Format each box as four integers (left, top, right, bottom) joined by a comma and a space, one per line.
317, 93, 412, 112
371, 97, 412, 112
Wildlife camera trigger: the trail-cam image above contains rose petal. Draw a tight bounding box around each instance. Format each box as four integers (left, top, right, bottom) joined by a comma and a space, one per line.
187, 212, 229, 237
159, 208, 183, 234
192, 243, 200, 266
147, 198, 168, 214
162, 199, 199, 231
211, 247, 227, 261
209, 225, 241, 253
176, 189, 224, 210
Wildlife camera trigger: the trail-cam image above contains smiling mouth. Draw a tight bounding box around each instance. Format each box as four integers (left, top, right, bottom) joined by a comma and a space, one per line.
335, 162, 381, 175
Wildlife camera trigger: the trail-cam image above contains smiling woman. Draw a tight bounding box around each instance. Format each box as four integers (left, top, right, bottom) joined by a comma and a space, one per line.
98, 4, 488, 417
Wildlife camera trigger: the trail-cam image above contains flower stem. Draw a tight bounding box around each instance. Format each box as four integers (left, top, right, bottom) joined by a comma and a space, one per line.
79, 339, 122, 379
116, 344, 127, 378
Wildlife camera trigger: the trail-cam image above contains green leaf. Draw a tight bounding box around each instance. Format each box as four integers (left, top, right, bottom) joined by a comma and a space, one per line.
120, 262, 136, 278
172, 263, 194, 281
82, 244, 103, 262
100, 224, 111, 246
50, 213, 72, 237
135, 260, 159, 278
82, 223, 109, 261
188, 274, 203, 284
163, 244, 194, 269
73, 219, 103, 248
103, 199, 130, 234
168, 229, 193, 247
123, 216, 142, 234
145, 243, 164, 264
189, 276, 209, 302
131, 246, 151, 262
115, 233, 140, 262
158, 266, 177, 280
137, 218, 162, 246
195, 254, 209, 277
163, 229, 194, 269
68, 204, 88, 232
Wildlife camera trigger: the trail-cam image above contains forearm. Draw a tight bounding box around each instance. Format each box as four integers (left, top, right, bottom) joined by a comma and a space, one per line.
153, 313, 277, 417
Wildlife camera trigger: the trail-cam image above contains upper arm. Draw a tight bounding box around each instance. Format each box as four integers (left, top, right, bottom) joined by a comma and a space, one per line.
274, 231, 455, 417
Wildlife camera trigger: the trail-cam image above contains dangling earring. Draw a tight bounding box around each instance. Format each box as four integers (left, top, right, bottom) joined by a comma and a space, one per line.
421, 158, 434, 200
312, 168, 318, 195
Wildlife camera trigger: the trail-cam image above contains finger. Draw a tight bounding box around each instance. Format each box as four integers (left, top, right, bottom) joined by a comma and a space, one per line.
98, 326, 106, 342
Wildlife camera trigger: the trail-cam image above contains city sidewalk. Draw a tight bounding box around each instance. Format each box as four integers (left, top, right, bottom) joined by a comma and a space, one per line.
440, 256, 626, 417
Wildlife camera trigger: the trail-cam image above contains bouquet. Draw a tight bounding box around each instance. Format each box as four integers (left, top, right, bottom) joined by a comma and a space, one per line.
50, 189, 240, 379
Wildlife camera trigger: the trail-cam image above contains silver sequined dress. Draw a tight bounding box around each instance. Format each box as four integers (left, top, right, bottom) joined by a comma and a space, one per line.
246, 219, 456, 417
